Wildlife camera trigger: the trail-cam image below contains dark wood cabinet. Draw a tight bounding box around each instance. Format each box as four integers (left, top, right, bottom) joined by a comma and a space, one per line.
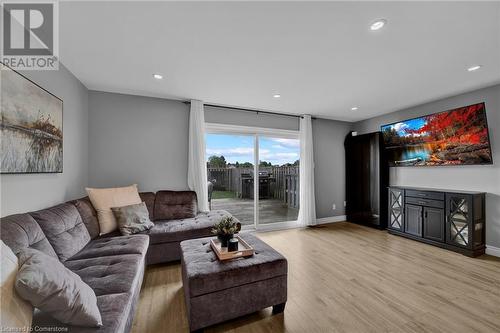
388, 186, 485, 257
446, 194, 472, 248
405, 204, 422, 236
423, 207, 444, 242
345, 132, 388, 229
445, 193, 486, 251
388, 187, 404, 231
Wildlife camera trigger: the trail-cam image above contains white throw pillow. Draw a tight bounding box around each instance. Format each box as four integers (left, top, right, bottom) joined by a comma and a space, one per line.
0, 241, 33, 330
86, 184, 142, 235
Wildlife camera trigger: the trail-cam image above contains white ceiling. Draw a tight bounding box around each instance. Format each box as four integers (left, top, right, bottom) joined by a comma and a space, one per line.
60, 1, 500, 122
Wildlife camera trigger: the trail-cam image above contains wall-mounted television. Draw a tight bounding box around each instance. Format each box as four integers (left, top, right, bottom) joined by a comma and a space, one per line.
381, 103, 493, 167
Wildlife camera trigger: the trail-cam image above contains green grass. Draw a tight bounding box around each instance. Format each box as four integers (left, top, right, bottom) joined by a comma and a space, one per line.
212, 191, 236, 199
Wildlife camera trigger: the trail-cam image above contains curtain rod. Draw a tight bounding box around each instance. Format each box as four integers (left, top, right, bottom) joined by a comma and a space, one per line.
183, 101, 315, 119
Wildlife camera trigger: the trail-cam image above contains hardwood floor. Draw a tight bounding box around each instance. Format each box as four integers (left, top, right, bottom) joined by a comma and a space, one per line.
131, 222, 500, 333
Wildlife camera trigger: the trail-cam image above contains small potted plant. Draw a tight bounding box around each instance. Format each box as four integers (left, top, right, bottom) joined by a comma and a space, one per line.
212, 216, 241, 248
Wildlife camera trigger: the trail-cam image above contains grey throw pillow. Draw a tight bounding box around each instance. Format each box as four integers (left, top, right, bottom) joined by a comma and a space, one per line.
15, 248, 102, 327
111, 202, 154, 236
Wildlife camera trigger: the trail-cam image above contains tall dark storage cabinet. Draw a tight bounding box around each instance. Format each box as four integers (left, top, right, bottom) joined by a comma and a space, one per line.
345, 132, 389, 229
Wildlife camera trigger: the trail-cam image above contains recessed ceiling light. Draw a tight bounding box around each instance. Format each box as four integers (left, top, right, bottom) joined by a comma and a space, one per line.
153, 73, 163, 79
467, 65, 481, 72
351, 107, 359, 111
273, 94, 281, 98
370, 19, 387, 31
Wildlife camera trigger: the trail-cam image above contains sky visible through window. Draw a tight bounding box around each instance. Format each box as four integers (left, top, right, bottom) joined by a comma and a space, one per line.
206, 134, 299, 166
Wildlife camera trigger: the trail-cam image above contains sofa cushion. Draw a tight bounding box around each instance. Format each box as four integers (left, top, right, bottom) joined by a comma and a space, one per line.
0, 213, 57, 258
153, 190, 197, 221
147, 210, 230, 244
181, 233, 287, 298
15, 248, 102, 327
139, 192, 156, 221
96, 292, 138, 333
32, 291, 138, 333
68, 235, 149, 261
112, 202, 154, 236
86, 184, 142, 235
30, 204, 91, 261
34, 252, 145, 333
68, 197, 100, 239
146, 242, 181, 265
64, 254, 144, 297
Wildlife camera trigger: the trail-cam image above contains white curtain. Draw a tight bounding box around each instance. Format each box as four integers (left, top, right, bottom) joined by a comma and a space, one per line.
188, 100, 209, 212
298, 114, 317, 226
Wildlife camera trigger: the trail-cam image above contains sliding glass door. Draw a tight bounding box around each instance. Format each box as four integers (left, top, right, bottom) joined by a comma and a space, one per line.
206, 124, 300, 229
205, 133, 255, 226
257, 136, 299, 224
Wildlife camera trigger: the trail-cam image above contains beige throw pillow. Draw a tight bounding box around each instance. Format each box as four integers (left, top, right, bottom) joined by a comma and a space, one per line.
86, 184, 142, 235
0, 241, 33, 330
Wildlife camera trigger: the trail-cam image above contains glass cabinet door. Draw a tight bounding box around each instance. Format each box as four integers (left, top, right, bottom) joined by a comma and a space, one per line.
389, 188, 404, 231
446, 194, 471, 248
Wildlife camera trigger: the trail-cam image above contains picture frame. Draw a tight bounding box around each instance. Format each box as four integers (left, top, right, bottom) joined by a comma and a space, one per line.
1, 62, 63, 174
380, 103, 493, 167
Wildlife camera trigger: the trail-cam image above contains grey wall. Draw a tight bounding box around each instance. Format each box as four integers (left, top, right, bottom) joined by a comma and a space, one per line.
88, 91, 190, 191
354, 84, 500, 248
313, 118, 352, 218
1, 65, 89, 216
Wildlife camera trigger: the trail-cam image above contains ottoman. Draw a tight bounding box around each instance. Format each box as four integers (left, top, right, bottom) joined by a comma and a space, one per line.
181, 233, 288, 332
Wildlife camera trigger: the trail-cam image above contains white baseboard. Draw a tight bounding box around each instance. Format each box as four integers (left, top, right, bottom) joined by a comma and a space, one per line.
251, 215, 347, 233
255, 221, 299, 233
316, 215, 347, 225
485, 245, 500, 257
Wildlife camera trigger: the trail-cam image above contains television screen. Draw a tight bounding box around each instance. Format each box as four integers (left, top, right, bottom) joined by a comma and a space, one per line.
381, 103, 493, 166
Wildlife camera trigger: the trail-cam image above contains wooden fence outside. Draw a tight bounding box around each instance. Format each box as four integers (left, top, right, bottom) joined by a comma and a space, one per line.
207, 166, 299, 207
285, 174, 299, 209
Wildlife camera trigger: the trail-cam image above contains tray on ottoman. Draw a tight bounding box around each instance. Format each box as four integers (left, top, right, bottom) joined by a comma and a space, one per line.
181, 234, 287, 332
210, 235, 254, 261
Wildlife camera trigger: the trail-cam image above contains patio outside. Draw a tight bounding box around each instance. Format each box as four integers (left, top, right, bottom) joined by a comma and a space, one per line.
208, 166, 299, 225
206, 134, 300, 226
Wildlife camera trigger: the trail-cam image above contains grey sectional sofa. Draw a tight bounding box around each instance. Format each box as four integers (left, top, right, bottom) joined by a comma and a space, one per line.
1, 190, 234, 333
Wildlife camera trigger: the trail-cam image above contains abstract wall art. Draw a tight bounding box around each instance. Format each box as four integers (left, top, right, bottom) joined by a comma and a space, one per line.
1, 63, 63, 173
